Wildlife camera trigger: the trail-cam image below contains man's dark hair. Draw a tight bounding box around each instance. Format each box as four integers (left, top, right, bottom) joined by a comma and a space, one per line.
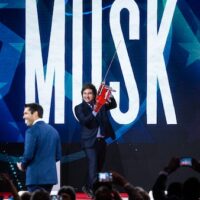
20, 191, 31, 200
95, 185, 122, 200
58, 185, 76, 200
30, 189, 50, 200
81, 83, 97, 98
25, 103, 43, 118
182, 177, 200, 200
167, 182, 182, 198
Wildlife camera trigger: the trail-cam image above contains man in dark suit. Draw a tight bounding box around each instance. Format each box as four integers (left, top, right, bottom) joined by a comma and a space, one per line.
17, 103, 62, 193
75, 83, 117, 197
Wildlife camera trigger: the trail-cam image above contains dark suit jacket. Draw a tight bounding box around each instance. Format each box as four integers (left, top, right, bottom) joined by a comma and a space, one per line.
75, 97, 117, 148
21, 121, 62, 186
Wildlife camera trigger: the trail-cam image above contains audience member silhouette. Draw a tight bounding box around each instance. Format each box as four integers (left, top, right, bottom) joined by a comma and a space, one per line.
30, 189, 50, 200
20, 191, 31, 200
182, 177, 200, 200
94, 185, 122, 200
166, 182, 182, 200
0, 173, 20, 200
134, 186, 150, 200
93, 171, 149, 200
152, 157, 200, 200
57, 185, 76, 200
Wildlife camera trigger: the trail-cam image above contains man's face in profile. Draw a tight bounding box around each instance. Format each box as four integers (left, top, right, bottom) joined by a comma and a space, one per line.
23, 107, 37, 126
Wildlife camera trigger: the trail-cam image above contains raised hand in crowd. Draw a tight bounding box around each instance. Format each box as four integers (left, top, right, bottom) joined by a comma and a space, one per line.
162, 157, 180, 175
191, 158, 200, 173
111, 171, 149, 200
0, 173, 20, 200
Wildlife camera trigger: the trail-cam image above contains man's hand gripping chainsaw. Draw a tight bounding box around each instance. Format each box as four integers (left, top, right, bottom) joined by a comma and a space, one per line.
93, 82, 115, 113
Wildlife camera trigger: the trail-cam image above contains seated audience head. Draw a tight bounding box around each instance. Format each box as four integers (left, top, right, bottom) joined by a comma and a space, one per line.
30, 189, 50, 200
135, 186, 150, 200
57, 185, 76, 200
182, 177, 200, 200
94, 185, 122, 200
20, 191, 31, 200
167, 182, 182, 199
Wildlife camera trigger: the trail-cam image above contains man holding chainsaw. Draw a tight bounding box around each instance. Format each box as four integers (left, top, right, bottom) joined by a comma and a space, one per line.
74, 82, 117, 197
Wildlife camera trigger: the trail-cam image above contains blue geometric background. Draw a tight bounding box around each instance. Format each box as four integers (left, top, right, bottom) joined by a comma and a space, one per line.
0, 0, 199, 144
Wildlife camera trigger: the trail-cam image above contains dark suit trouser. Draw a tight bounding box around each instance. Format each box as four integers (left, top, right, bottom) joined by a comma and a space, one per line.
84, 138, 106, 189
95, 138, 107, 172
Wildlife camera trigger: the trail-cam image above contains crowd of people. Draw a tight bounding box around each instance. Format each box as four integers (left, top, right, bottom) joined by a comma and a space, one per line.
0, 83, 199, 199
1, 159, 200, 200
